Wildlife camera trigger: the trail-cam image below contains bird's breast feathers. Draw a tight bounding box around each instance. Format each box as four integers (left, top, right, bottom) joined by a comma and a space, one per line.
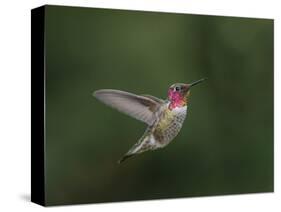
157, 104, 187, 130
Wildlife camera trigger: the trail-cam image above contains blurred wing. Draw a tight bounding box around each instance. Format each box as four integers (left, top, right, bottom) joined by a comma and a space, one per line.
93, 89, 161, 125
141, 94, 165, 104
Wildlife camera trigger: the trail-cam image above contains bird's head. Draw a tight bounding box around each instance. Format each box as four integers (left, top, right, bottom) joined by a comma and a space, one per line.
168, 78, 206, 109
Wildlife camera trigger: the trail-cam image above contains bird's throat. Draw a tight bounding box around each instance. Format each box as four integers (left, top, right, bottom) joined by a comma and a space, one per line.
168, 98, 187, 110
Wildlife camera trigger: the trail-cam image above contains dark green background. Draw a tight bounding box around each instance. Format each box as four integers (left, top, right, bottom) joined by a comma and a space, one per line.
45, 5, 273, 205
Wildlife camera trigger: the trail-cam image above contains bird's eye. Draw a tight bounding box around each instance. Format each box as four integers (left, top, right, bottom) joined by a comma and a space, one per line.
175, 86, 180, 91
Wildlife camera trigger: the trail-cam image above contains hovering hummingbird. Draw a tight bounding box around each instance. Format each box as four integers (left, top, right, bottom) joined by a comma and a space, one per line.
93, 78, 206, 163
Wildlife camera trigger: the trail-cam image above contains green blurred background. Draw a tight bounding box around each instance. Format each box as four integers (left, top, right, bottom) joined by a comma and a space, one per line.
45, 5, 273, 205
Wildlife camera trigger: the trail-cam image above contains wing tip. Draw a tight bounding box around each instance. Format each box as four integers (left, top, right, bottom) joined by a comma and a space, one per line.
92, 89, 107, 98
92, 90, 99, 97
93, 89, 126, 99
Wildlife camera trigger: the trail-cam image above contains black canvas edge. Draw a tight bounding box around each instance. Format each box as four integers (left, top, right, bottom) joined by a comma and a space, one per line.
31, 5, 46, 206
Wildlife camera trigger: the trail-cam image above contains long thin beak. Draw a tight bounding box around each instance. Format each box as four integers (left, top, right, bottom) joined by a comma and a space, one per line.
189, 78, 207, 88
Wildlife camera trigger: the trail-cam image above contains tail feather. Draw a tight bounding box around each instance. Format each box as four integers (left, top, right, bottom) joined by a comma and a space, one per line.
117, 154, 135, 164
117, 141, 143, 164
118, 135, 152, 164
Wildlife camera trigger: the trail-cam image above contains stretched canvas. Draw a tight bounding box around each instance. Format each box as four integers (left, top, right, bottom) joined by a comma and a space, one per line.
31, 5, 274, 206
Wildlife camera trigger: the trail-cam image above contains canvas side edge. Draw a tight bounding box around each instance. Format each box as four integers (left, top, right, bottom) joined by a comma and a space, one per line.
31, 5, 46, 206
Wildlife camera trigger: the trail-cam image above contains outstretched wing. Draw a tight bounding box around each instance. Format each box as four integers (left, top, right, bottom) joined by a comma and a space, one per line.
141, 94, 165, 104
93, 89, 162, 125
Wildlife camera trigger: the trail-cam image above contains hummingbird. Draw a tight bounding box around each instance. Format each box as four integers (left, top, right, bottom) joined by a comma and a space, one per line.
93, 78, 206, 163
